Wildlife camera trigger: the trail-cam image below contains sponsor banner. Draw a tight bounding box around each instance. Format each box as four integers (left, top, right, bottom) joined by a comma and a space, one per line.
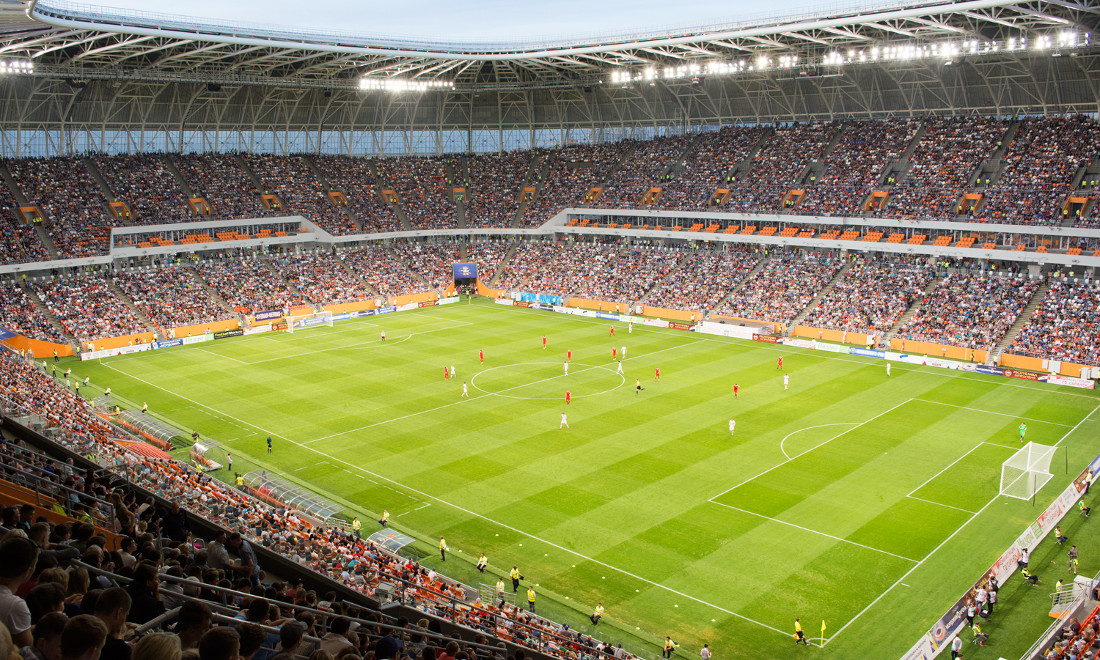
642, 318, 669, 328
453, 263, 477, 279
782, 338, 817, 350
396, 303, 419, 312
595, 312, 620, 321
891, 354, 961, 370
575, 309, 597, 318
815, 342, 847, 353
253, 309, 283, 322
153, 339, 183, 350
0, 328, 15, 341
959, 364, 1005, 376
438, 297, 459, 305
418, 300, 437, 309
515, 292, 563, 305
116, 344, 151, 356
181, 335, 211, 346
552, 305, 571, 315
1045, 374, 1096, 390
669, 321, 693, 331
330, 313, 353, 322
532, 303, 554, 311
354, 310, 376, 318
900, 635, 937, 660
849, 347, 885, 359
297, 317, 327, 329
214, 329, 244, 340
1004, 369, 1040, 381
692, 325, 732, 338
495, 298, 514, 307
752, 334, 778, 343
377, 306, 396, 315
513, 301, 531, 309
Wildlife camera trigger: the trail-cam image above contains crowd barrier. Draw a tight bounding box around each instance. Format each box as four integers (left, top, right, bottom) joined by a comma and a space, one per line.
902, 453, 1100, 660
566, 297, 631, 314
709, 313, 784, 334
1000, 352, 1097, 379
388, 291, 437, 306
170, 318, 240, 339
792, 324, 875, 348
639, 306, 702, 323
321, 299, 378, 315
0, 333, 74, 359
889, 337, 989, 363
476, 280, 502, 298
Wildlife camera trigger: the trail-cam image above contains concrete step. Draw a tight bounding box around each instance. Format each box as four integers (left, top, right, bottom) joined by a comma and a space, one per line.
708, 255, 769, 316
488, 244, 518, 288
990, 278, 1050, 363
21, 282, 72, 343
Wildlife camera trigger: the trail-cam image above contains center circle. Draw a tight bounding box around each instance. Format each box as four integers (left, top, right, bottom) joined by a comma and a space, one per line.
470, 361, 625, 400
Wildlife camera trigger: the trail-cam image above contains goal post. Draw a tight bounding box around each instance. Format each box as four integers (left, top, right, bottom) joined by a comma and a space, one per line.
286, 310, 333, 333
1001, 442, 1058, 502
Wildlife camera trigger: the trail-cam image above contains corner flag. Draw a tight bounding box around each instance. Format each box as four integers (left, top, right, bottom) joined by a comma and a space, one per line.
821, 620, 826, 637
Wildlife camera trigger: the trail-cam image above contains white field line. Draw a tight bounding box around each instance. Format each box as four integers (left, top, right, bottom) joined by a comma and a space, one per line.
913, 398, 1074, 427
708, 398, 914, 502
906, 441, 1016, 500
244, 323, 461, 365
823, 399, 1100, 646
98, 360, 793, 639
708, 500, 919, 562
905, 496, 976, 515
301, 342, 698, 446
779, 422, 860, 460
477, 304, 1100, 400
194, 347, 249, 365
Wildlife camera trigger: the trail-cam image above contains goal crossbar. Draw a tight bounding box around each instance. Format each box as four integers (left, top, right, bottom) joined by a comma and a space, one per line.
1001, 442, 1058, 501
287, 311, 333, 333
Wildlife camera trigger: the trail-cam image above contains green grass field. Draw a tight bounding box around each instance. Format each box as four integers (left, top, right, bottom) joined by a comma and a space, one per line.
63, 299, 1100, 660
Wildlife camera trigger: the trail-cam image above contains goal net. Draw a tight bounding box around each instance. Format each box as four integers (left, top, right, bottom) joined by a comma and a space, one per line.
1001, 442, 1058, 500
286, 311, 333, 333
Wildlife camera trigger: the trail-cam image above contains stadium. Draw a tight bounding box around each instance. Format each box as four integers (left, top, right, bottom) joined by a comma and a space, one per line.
1, 0, 1100, 658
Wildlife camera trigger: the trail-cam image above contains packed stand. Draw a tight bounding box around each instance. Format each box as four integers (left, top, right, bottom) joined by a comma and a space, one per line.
495, 242, 615, 295
391, 243, 458, 292
93, 154, 193, 225
170, 154, 275, 219
113, 267, 233, 330
465, 152, 532, 227
342, 246, 429, 297
881, 117, 1008, 219
572, 247, 680, 302
722, 122, 840, 213
979, 116, 1100, 226
8, 157, 113, 257
0, 182, 50, 263
274, 251, 370, 306
244, 155, 356, 236
802, 258, 932, 334
716, 254, 840, 325
467, 241, 510, 284
1010, 279, 1100, 365
196, 259, 303, 314
796, 119, 919, 216
32, 276, 146, 342
314, 155, 402, 232
655, 126, 768, 211
521, 142, 634, 227
376, 156, 457, 229
594, 135, 691, 209
0, 282, 65, 342
897, 272, 1039, 349
643, 248, 762, 311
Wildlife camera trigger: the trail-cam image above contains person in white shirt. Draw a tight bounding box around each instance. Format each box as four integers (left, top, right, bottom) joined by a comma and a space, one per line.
563, 361, 569, 376
783, 374, 790, 390
886, 362, 891, 376
621, 346, 626, 359
461, 382, 469, 398
381, 330, 386, 343
700, 644, 711, 660
616, 361, 623, 375
729, 419, 736, 436
450, 365, 456, 379
560, 413, 569, 430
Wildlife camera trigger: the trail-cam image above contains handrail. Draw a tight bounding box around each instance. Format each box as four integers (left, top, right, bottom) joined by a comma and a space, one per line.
0, 453, 115, 528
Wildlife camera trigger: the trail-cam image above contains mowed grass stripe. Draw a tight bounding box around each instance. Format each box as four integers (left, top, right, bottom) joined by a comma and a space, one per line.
70, 301, 1100, 660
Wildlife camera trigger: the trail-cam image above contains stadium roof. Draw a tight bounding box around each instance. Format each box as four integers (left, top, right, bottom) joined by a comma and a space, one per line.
4, 0, 1098, 91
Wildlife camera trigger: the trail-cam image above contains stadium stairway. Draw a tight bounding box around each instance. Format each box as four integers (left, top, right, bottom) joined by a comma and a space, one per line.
637, 250, 692, 305
232, 153, 273, 202
369, 161, 413, 231
785, 259, 855, 334
455, 195, 467, 228
511, 154, 552, 227
107, 276, 166, 341
988, 278, 1050, 364
184, 265, 239, 318
488, 244, 518, 287
303, 155, 361, 232
20, 281, 70, 342
704, 254, 769, 318
881, 274, 945, 347
81, 157, 117, 215
336, 252, 378, 296
160, 154, 197, 200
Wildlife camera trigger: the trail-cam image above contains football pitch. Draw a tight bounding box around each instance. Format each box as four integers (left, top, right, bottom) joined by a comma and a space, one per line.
67, 299, 1100, 659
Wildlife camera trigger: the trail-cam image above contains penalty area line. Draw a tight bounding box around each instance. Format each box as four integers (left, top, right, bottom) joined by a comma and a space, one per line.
97, 360, 792, 640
